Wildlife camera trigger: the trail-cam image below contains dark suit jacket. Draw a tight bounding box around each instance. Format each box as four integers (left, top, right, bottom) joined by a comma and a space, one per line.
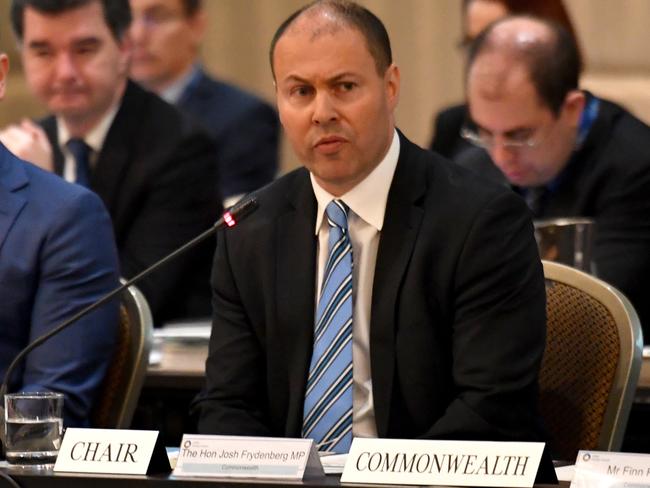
179, 67, 279, 198
461, 96, 650, 339
42, 81, 222, 324
0, 144, 119, 426
193, 132, 547, 443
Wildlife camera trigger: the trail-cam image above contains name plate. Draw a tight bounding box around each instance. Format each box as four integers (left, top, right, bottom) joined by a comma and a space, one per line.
341, 438, 544, 487
173, 434, 324, 479
572, 450, 650, 487
54, 428, 171, 475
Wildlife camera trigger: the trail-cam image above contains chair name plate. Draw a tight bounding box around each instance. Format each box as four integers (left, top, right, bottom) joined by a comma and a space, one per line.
341, 438, 544, 487
173, 434, 324, 479
573, 450, 650, 487
54, 428, 171, 475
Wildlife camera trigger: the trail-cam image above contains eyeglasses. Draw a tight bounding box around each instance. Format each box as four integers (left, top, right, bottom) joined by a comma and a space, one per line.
460, 125, 545, 151
133, 9, 185, 30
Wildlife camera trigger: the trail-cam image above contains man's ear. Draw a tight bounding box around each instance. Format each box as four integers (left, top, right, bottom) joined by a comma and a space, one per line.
563, 90, 586, 127
384, 63, 400, 111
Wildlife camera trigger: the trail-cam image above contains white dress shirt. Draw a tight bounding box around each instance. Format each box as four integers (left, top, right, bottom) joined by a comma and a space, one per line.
310, 129, 400, 439
58, 105, 119, 183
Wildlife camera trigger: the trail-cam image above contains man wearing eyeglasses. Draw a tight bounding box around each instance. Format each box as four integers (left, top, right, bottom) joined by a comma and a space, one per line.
464, 16, 650, 339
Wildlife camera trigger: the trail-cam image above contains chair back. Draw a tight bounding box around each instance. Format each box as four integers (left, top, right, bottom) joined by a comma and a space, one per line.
91, 284, 153, 428
540, 260, 643, 461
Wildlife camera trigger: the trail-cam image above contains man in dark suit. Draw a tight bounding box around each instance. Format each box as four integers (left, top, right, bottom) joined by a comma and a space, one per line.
463, 16, 650, 339
129, 0, 279, 206
0, 47, 120, 427
3, 0, 221, 325
193, 0, 547, 451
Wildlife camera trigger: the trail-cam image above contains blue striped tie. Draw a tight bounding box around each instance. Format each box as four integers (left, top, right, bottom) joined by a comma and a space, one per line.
303, 200, 353, 453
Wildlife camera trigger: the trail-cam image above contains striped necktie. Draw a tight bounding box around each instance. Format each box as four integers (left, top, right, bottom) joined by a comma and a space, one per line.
302, 199, 354, 453
66, 138, 92, 187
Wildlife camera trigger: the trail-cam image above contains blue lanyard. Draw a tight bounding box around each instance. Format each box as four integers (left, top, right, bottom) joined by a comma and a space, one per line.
576, 96, 600, 147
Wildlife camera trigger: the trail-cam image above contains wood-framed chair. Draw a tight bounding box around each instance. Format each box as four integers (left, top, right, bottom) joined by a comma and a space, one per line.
540, 260, 643, 461
91, 283, 153, 429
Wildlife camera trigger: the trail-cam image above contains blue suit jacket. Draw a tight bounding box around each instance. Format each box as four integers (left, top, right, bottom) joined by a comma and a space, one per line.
178, 67, 279, 198
0, 143, 120, 426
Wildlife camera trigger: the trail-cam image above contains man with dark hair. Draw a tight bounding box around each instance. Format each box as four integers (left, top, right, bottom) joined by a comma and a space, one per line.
1, 0, 222, 325
464, 15, 650, 338
193, 0, 547, 453
129, 0, 279, 206
0, 45, 120, 427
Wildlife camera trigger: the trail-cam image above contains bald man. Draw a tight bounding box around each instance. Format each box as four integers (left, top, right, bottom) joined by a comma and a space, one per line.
193, 0, 548, 455
462, 15, 650, 340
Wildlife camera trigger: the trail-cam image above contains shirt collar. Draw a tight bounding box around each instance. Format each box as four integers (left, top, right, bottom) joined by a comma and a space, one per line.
160, 64, 199, 104
57, 103, 120, 154
311, 129, 400, 234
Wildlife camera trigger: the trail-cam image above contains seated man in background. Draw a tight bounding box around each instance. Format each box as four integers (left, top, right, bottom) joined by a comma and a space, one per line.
464, 16, 650, 337
429, 0, 580, 167
2, 0, 222, 325
192, 0, 547, 452
0, 49, 120, 426
129, 0, 280, 207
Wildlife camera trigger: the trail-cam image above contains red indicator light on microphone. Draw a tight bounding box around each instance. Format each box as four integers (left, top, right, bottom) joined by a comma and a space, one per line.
223, 212, 236, 227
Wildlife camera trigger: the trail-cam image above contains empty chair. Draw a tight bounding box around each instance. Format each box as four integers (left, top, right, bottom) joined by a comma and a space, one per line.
539, 260, 642, 461
91, 284, 153, 429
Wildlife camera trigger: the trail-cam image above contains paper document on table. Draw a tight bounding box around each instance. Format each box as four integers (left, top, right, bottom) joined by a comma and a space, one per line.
155, 319, 211, 341
319, 453, 347, 474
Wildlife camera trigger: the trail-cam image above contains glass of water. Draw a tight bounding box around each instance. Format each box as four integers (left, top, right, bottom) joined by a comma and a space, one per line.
4, 392, 64, 468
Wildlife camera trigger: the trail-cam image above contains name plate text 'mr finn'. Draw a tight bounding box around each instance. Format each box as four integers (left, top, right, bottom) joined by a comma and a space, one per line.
341, 438, 544, 487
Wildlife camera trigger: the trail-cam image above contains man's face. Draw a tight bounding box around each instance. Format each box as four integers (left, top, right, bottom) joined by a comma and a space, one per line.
129, 0, 204, 91
467, 53, 581, 187
273, 18, 400, 197
20, 1, 130, 129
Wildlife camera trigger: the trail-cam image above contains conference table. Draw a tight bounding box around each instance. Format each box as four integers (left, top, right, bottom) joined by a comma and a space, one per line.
144, 335, 650, 401
0, 468, 568, 488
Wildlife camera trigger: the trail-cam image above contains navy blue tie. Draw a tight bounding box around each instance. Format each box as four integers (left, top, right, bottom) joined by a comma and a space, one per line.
302, 200, 353, 453
66, 138, 92, 187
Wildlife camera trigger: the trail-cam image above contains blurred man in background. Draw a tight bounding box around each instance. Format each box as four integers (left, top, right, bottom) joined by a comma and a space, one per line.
2, 0, 221, 325
464, 16, 650, 338
129, 0, 279, 206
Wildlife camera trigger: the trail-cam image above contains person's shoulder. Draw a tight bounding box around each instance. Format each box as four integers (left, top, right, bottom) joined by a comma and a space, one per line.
124, 80, 188, 124
188, 70, 276, 122
196, 70, 271, 109
598, 97, 650, 141
121, 80, 214, 149
434, 103, 467, 127
243, 167, 310, 213
582, 96, 650, 176
398, 133, 526, 220
402, 133, 510, 196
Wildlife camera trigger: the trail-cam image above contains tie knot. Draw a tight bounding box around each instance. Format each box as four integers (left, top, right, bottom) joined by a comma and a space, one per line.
325, 200, 349, 230
66, 138, 91, 160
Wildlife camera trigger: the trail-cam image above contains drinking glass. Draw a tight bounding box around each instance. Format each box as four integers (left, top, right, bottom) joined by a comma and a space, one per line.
4, 392, 64, 468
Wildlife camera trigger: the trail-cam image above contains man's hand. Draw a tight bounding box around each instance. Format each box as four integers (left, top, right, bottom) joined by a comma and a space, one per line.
0, 119, 54, 172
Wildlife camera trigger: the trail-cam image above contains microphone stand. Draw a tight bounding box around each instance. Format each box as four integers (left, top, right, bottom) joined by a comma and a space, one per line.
0, 196, 258, 451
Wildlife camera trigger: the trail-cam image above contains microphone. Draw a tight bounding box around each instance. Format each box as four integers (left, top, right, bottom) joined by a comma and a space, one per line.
0, 196, 259, 401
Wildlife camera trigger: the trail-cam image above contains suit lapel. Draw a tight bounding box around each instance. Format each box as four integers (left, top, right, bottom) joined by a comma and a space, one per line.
0, 149, 29, 252
40, 116, 65, 176
371, 133, 426, 437
275, 170, 318, 434
91, 82, 138, 210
